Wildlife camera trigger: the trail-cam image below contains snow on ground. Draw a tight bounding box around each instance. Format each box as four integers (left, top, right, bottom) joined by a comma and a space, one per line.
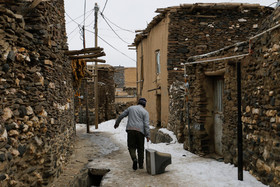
76, 118, 267, 187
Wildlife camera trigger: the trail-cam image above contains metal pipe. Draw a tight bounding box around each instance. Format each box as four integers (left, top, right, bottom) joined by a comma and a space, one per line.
249, 23, 280, 40
185, 54, 249, 65
237, 61, 243, 181
184, 64, 192, 151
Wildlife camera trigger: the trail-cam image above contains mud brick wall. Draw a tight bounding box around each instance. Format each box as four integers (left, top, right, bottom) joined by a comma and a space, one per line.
167, 5, 273, 155
239, 9, 280, 187
77, 66, 116, 124
113, 66, 125, 88
0, 1, 75, 186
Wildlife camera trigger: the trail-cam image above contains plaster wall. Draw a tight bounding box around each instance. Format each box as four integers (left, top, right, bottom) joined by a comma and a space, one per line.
136, 17, 169, 127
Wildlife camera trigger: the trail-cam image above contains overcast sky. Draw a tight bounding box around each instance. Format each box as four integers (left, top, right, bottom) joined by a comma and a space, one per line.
64, 0, 277, 67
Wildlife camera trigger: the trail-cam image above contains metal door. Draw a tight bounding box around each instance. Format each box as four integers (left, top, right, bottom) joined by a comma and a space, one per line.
214, 79, 224, 155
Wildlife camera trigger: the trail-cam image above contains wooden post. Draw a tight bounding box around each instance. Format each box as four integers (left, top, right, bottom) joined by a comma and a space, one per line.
30, 0, 43, 9
94, 3, 99, 129
82, 22, 90, 133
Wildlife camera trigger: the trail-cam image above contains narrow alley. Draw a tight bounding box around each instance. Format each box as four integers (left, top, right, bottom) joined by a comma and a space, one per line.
50, 119, 267, 187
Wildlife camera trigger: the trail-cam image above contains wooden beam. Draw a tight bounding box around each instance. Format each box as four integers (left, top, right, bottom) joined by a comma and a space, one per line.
84, 59, 106, 63
68, 52, 105, 60
65, 47, 103, 55
204, 68, 226, 76
30, 0, 43, 9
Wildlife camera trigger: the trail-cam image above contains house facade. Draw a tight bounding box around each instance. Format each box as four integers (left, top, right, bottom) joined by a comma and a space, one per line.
114, 66, 137, 103
75, 65, 116, 124
134, 3, 273, 129
135, 3, 280, 186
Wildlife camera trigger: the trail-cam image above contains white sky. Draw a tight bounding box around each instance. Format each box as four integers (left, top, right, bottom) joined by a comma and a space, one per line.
65, 0, 277, 67
77, 119, 268, 186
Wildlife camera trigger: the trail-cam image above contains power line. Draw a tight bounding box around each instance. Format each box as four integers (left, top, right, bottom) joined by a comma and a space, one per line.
65, 12, 80, 25
85, 28, 136, 62
100, 13, 131, 44
66, 9, 94, 24
100, 13, 134, 33
65, 10, 94, 37
101, 0, 108, 14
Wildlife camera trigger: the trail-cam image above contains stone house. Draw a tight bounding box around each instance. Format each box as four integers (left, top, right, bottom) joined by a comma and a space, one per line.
176, 6, 280, 186
134, 3, 273, 140
75, 64, 116, 124
0, 0, 75, 186
135, 2, 280, 186
114, 66, 137, 103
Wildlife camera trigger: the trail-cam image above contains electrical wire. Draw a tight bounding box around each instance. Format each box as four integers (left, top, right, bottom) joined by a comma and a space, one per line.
65, 12, 80, 25
66, 9, 94, 24
268, 2, 277, 7
85, 28, 136, 62
100, 13, 131, 44
101, 0, 108, 14
66, 9, 94, 38
100, 13, 134, 33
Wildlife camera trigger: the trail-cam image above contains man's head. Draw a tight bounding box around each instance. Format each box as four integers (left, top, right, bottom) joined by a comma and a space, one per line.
138, 98, 147, 107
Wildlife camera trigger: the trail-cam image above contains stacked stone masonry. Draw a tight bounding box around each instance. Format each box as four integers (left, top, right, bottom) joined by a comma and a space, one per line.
240, 8, 280, 186
166, 4, 279, 186
75, 65, 116, 124
0, 1, 75, 186
167, 4, 273, 155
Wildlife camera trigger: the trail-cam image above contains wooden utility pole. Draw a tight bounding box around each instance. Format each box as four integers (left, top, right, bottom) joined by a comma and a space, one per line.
94, 3, 99, 129
83, 24, 90, 133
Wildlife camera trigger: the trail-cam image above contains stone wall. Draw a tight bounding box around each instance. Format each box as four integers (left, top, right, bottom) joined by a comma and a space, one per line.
0, 1, 75, 186
168, 5, 280, 186
113, 66, 124, 88
76, 65, 116, 124
239, 8, 280, 186
166, 4, 273, 155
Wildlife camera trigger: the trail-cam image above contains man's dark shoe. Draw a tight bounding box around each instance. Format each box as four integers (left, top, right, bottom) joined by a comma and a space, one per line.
133, 159, 138, 170
139, 164, 144, 169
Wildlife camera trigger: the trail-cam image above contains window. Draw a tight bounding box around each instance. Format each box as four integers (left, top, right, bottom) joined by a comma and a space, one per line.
155, 50, 160, 74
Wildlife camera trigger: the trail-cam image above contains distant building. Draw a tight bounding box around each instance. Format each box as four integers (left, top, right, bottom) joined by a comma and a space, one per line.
114, 66, 137, 104
75, 64, 116, 123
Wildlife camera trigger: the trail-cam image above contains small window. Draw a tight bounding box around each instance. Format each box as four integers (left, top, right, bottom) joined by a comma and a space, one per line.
155, 50, 160, 74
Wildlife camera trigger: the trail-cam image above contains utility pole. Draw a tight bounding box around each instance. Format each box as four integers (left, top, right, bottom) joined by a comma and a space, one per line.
83, 0, 90, 133
94, 3, 99, 129
83, 25, 90, 133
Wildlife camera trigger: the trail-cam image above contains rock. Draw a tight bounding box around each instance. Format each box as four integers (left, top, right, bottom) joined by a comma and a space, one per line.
18, 106, 27, 118
252, 108, 260, 115
0, 154, 6, 162
44, 60, 53, 66
0, 174, 7, 181
256, 159, 271, 173
26, 106, 34, 115
18, 144, 26, 157
6, 51, 15, 62
246, 106, 251, 113
2, 63, 9, 73
49, 82, 55, 89
2, 108, 13, 121
8, 130, 19, 137
34, 136, 43, 146
266, 110, 277, 117
0, 128, 8, 149
10, 149, 19, 157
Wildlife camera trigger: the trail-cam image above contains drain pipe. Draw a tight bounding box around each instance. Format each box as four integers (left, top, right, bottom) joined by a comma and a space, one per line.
184, 64, 192, 152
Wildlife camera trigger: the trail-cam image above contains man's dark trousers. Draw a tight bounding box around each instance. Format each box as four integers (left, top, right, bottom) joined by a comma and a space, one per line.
127, 130, 145, 167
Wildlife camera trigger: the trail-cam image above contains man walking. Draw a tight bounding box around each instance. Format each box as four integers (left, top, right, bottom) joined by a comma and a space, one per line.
114, 98, 150, 170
